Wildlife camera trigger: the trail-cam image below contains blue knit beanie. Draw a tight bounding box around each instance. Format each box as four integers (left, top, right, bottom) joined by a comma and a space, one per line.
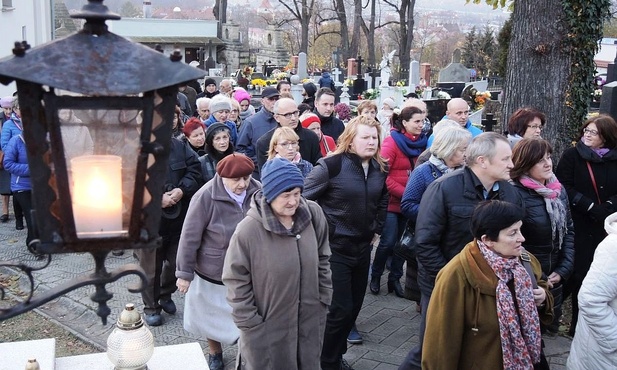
261, 158, 305, 203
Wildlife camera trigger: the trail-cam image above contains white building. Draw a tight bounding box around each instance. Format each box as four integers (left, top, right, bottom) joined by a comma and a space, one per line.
0, 0, 54, 96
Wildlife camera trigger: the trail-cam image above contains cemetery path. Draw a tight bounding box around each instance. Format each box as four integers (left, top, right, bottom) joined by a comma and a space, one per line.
0, 218, 572, 369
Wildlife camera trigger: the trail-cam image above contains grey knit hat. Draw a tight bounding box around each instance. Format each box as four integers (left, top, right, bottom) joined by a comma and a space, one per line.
209, 96, 233, 115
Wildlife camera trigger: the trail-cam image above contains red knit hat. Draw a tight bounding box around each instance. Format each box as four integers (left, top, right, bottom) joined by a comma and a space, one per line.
301, 115, 321, 129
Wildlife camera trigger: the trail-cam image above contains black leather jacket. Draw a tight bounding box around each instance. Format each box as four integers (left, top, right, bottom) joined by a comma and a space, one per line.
513, 182, 575, 281
415, 167, 523, 294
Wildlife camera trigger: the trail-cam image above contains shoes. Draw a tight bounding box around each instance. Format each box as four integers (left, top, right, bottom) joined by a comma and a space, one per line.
0, 214, 8, 223
15, 218, 23, 230
144, 313, 163, 327
341, 358, 355, 370
160, 299, 177, 315
388, 280, 405, 298
208, 353, 224, 370
416, 302, 422, 313
111, 250, 124, 256
369, 276, 380, 294
347, 324, 363, 344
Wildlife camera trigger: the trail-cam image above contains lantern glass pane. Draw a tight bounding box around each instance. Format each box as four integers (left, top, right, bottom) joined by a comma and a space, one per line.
59, 108, 140, 239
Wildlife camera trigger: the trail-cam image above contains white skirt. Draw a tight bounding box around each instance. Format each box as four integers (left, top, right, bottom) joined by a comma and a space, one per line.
183, 274, 240, 345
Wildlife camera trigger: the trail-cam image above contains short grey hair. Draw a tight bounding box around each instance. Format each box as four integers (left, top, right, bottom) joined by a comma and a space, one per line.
196, 97, 211, 108
272, 98, 296, 114
431, 119, 460, 137
431, 125, 472, 160
465, 132, 509, 167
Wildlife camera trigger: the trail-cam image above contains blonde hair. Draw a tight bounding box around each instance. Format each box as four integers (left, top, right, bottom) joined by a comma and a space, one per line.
268, 126, 299, 160
332, 115, 388, 172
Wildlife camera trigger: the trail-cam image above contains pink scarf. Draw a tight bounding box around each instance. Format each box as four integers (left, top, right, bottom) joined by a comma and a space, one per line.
477, 241, 542, 368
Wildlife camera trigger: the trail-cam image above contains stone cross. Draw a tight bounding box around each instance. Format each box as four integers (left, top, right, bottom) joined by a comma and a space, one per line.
298, 52, 308, 79
356, 55, 365, 78
481, 113, 497, 132
205, 39, 216, 70
332, 68, 342, 85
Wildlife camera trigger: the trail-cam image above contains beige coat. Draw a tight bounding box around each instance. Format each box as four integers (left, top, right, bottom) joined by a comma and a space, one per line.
222, 193, 332, 370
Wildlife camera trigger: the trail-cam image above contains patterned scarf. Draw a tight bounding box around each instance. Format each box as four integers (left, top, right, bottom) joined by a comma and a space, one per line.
518, 175, 567, 248
428, 154, 459, 174
477, 241, 541, 369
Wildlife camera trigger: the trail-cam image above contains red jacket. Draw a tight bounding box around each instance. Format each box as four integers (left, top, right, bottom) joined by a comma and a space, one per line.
319, 134, 336, 157
381, 134, 420, 213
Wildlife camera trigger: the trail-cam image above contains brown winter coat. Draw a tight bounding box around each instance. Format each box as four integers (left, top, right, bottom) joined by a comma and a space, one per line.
422, 241, 554, 370
222, 192, 332, 370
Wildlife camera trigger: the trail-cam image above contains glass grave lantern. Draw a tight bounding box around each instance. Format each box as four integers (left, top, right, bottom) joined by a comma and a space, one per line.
0, 0, 205, 324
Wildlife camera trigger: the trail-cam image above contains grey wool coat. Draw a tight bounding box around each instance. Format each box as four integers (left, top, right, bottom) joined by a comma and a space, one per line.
222, 192, 332, 370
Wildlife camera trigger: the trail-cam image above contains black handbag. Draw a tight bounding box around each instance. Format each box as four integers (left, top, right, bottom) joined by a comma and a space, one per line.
393, 221, 416, 262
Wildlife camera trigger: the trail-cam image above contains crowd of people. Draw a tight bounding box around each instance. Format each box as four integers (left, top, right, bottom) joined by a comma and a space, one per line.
3, 75, 617, 370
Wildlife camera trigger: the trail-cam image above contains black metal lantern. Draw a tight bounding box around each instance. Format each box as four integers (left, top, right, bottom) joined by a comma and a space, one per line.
0, 0, 205, 323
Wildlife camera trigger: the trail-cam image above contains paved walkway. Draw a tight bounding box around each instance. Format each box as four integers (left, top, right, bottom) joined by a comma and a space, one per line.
0, 219, 571, 369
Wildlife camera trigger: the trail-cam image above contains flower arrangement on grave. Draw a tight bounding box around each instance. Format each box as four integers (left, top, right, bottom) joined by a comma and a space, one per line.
474, 90, 492, 108
302, 78, 312, 83
593, 88, 602, 102
344, 78, 353, 86
251, 78, 267, 87
242, 66, 254, 78
362, 88, 380, 100
272, 72, 288, 80
437, 91, 451, 100
415, 85, 425, 97
396, 80, 406, 87
335, 103, 353, 122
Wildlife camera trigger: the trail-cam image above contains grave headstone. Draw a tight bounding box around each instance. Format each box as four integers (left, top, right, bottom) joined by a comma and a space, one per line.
340, 85, 351, 105
420, 63, 431, 86
290, 74, 303, 104
332, 68, 343, 85
409, 60, 420, 88
481, 113, 497, 132
364, 73, 372, 90
438, 49, 470, 83
600, 81, 617, 122
291, 55, 299, 71
347, 58, 357, 77
298, 52, 308, 79
353, 56, 366, 96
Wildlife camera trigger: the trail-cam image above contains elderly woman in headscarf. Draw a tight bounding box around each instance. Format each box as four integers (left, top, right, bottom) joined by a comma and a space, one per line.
223, 157, 332, 370
176, 153, 260, 370
422, 200, 553, 369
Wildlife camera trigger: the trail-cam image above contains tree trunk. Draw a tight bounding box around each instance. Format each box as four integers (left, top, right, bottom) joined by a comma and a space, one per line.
349, 0, 363, 60
398, 0, 415, 80
300, 0, 310, 53
502, 0, 571, 161
367, 0, 376, 67
335, 0, 350, 61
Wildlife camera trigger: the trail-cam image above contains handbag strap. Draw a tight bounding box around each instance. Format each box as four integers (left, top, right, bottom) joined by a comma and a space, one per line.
586, 161, 602, 204
520, 251, 538, 289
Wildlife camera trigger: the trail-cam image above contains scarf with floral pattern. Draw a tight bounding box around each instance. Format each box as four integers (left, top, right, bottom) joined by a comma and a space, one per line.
477, 240, 542, 368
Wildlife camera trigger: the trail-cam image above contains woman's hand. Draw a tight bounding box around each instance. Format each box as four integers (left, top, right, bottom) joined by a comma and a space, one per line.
177, 278, 191, 293
532, 287, 546, 307
547, 272, 562, 288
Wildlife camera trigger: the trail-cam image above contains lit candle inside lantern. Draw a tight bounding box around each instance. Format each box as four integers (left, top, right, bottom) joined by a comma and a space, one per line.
71, 155, 124, 238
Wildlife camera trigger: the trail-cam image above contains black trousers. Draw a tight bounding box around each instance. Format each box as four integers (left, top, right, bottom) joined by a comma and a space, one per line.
12, 190, 32, 247
137, 232, 180, 315
398, 291, 430, 370
320, 243, 371, 370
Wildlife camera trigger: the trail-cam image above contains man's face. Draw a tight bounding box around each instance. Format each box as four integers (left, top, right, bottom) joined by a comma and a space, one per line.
274, 99, 299, 129
220, 82, 232, 94
261, 95, 279, 113
315, 94, 335, 117
484, 140, 514, 183
198, 102, 210, 120
279, 84, 291, 94
446, 100, 470, 127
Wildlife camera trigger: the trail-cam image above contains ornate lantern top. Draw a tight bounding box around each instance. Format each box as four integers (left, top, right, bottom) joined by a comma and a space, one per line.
0, 0, 204, 96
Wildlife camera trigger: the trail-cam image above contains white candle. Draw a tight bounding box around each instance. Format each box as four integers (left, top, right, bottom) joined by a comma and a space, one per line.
71, 155, 124, 238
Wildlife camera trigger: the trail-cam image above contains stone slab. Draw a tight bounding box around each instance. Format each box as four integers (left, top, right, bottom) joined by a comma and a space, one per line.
55, 342, 208, 369
0, 338, 56, 370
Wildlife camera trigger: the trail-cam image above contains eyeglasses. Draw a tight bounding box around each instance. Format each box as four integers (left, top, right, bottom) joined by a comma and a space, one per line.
276, 110, 300, 119
528, 125, 543, 130
277, 141, 298, 148
583, 128, 599, 136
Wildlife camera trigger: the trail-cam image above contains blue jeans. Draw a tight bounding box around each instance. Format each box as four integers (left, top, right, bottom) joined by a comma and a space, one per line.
371, 212, 406, 281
